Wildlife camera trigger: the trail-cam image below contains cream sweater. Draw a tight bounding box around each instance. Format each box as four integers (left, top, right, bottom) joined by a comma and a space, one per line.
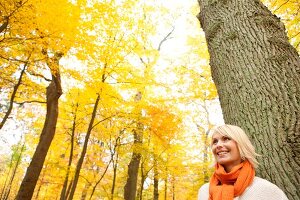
198, 177, 289, 200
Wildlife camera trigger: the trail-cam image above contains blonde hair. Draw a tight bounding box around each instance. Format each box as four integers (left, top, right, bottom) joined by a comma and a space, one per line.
211, 124, 260, 168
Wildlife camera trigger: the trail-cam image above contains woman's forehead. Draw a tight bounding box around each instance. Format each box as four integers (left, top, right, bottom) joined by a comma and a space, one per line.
212, 130, 228, 137
212, 132, 227, 139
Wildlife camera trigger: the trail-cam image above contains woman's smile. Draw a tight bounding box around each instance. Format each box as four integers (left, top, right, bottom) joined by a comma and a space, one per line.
212, 133, 242, 172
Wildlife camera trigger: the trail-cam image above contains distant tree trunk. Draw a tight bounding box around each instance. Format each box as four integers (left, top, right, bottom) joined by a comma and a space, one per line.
164, 165, 168, 200
164, 177, 167, 200
123, 128, 143, 200
0, 58, 29, 130
16, 52, 63, 200
65, 179, 73, 199
172, 179, 175, 200
1, 143, 25, 200
111, 153, 119, 200
197, 0, 300, 199
67, 95, 100, 200
60, 104, 78, 200
0, 154, 14, 199
137, 162, 146, 200
202, 129, 209, 183
88, 159, 112, 200
153, 159, 159, 200
80, 182, 91, 200
124, 92, 143, 200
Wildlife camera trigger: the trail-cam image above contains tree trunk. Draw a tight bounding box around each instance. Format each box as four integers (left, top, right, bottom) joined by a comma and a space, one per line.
67, 95, 100, 200
60, 104, 77, 200
138, 162, 145, 200
16, 53, 63, 200
123, 128, 143, 200
172, 179, 175, 200
0, 154, 14, 199
3, 143, 25, 200
164, 175, 167, 200
88, 159, 112, 200
80, 182, 91, 200
153, 160, 159, 200
110, 153, 119, 200
197, 0, 300, 199
124, 92, 143, 200
0, 60, 29, 130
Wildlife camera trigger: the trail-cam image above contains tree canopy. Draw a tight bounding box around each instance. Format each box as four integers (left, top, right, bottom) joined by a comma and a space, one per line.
0, 0, 299, 199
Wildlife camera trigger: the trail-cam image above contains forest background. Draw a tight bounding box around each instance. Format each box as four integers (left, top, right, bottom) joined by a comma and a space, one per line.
0, 0, 299, 199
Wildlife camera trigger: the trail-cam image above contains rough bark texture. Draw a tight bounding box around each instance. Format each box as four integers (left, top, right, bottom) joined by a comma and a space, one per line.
16, 60, 62, 199
197, 0, 300, 199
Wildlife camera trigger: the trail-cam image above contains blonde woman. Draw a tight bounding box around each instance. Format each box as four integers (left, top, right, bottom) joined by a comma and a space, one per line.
198, 124, 289, 200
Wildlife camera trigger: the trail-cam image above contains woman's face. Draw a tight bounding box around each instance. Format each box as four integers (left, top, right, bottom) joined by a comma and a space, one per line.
211, 132, 242, 172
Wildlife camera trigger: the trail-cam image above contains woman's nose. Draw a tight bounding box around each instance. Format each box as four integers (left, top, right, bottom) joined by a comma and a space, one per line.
215, 140, 224, 148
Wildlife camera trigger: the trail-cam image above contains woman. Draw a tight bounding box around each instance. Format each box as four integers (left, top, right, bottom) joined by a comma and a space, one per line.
198, 124, 289, 200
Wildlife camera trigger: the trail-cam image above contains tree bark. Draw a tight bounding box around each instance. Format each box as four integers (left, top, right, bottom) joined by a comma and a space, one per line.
137, 161, 145, 200
110, 136, 121, 200
123, 128, 143, 200
153, 159, 159, 200
16, 53, 63, 200
67, 95, 100, 200
88, 159, 112, 200
197, 0, 300, 199
60, 104, 78, 200
0, 59, 29, 130
3, 143, 25, 200
124, 92, 143, 200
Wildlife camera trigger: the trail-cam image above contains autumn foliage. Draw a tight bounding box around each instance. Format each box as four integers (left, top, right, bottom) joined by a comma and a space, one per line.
0, 0, 298, 199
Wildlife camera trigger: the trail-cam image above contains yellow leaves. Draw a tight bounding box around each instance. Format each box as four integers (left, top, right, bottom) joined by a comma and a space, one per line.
32, 0, 81, 51
142, 105, 181, 146
262, 0, 300, 51
186, 36, 210, 60
0, 0, 221, 199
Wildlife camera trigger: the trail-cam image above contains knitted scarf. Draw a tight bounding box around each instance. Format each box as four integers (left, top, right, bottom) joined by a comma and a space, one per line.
209, 160, 255, 200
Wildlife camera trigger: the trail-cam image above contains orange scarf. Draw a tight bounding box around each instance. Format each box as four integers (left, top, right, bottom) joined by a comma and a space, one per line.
209, 160, 255, 200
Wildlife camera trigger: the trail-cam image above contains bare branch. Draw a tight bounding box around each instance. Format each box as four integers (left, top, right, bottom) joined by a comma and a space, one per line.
157, 26, 175, 51
26, 71, 51, 82
15, 100, 47, 105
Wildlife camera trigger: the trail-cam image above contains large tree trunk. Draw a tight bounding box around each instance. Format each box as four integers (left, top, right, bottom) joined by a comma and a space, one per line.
124, 92, 143, 200
197, 0, 300, 199
123, 128, 143, 200
16, 53, 63, 200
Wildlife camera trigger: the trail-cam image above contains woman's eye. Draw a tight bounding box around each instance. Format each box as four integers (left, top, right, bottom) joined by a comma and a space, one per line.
212, 139, 218, 144
223, 137, 230, 141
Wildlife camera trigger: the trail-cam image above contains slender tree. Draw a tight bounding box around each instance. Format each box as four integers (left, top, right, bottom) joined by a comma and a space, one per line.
197, 0, 300, 199
60, 102, 78, 200
67, 95, 100, 200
